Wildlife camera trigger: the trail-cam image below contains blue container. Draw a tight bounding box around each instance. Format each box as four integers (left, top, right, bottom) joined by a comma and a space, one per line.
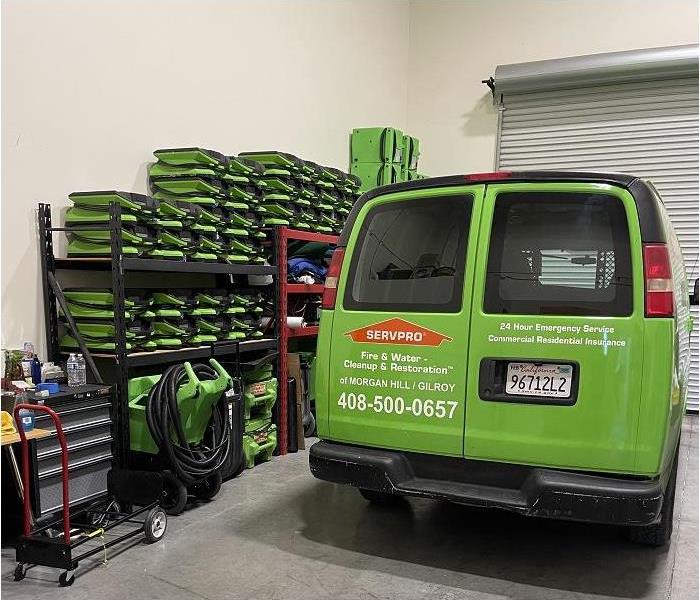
18, 408, 35, 433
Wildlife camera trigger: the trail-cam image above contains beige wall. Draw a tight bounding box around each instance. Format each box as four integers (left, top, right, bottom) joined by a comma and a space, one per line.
1, 0, 410, 354
3, 0, 699, 355
407, 0, 699, 176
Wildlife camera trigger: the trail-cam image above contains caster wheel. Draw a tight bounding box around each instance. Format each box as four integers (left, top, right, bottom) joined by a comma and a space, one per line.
161, 471, 188, 515
13, 563, 26, 582
59, 571, 75, 587
191, 471, 222, 501
144, 507, 168, 543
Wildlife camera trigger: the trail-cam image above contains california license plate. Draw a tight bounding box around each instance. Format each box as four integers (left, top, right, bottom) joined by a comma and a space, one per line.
506, 362, 573, 398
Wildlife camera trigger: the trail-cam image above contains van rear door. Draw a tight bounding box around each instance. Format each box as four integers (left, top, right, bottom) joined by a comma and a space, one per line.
466, 182, 644, 472
326, 186, 483, 456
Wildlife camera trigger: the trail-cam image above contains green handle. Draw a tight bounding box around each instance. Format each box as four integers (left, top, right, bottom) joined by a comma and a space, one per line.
687, 314, 695, 333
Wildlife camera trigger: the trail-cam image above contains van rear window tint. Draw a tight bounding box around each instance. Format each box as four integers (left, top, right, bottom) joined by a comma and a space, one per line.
484, 192, 633, 316
344, 196, 471, 312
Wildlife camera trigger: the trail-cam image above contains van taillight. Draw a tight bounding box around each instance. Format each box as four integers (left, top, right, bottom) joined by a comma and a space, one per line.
643, 243, 674, 317
322, 248, 345, 309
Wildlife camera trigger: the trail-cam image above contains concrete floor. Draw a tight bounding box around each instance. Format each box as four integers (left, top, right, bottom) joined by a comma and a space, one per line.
2, 415, 697, 600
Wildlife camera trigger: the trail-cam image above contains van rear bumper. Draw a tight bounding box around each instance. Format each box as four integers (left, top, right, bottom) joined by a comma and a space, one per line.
309, 441, 663, 526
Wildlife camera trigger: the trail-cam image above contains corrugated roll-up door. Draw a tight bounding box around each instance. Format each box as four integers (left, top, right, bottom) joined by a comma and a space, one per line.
493, 46, 699, 410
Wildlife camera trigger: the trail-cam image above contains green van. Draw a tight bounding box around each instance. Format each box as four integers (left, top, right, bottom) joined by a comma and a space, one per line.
309, 171, 695, 546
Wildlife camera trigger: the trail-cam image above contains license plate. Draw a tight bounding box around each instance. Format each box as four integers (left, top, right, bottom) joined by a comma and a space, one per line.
506, 362, 573, 398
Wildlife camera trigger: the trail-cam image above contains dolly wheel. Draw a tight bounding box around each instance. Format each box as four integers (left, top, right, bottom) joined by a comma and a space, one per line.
161, 471, 188, 515
144, 507, 168, 543
58, 571, 75, 587
13, 563, 26, 582
191, 471, 222, 501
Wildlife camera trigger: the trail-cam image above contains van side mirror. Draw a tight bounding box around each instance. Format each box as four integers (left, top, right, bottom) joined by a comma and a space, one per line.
691, 278, 699, 306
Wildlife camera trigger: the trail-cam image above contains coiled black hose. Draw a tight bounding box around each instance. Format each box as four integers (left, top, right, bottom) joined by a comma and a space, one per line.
145, 363, 231, 485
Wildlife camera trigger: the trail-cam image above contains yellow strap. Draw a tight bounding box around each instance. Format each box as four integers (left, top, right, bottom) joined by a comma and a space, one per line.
85, 527, 105, 539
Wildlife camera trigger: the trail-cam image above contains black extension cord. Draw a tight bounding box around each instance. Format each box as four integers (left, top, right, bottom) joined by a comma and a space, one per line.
145, 363, 231, 486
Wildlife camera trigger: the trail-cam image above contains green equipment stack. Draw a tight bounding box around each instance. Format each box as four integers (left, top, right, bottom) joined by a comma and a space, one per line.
148, 148, 267, 264
239, 151, 361, 235
58, 288, 156, 353
65, 191, 161, 258
349, 127, 426, 192
241, 363, 278, 468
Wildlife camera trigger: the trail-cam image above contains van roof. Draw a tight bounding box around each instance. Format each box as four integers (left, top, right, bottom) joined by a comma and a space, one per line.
339, 171, 666, 246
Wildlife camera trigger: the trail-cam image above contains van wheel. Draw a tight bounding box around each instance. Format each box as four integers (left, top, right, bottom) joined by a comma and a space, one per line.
627, 446, 679, 546
359, 488, 401, 505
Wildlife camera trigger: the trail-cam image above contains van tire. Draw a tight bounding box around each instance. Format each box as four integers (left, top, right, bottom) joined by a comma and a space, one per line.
359, 488, 401, 505
627, 445, 679, 547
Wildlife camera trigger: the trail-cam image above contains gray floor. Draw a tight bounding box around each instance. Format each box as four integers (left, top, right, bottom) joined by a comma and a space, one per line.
3, 415, 697, 600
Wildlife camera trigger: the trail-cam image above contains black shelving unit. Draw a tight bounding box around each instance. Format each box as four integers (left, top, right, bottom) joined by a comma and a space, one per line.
38, 203, 279, 467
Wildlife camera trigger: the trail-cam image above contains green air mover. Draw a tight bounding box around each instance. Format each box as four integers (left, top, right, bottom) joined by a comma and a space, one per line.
150, 177, 226, 198
242, 418, 277, 469
153, 191, 218, 207
69, 191, 160, 217
67, 238, 142, 258
128, 360, 232, 481
242, 365, 277, 421
238, 151, 304, 173
350, 162, 401, 192
228, 156, 265, 177
65, 206, 139, 226
154, 147, 229, 169
61, 319, 152, 345
401, 134, 420, 171
350, 127, 403, 164
142, 247, 186, 261
59, 334, 155, 353
149, 162, 223, 180
66, 224, 156, 247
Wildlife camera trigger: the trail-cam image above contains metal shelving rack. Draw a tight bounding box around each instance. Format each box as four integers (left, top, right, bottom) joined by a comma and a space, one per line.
38, 203, 279, 467
276, 226, 338, 455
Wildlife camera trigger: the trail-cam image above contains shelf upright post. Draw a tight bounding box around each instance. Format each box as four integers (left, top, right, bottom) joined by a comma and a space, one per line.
108, 202, 130, 468
38, 204, 60, 363
277, 227, 289, 455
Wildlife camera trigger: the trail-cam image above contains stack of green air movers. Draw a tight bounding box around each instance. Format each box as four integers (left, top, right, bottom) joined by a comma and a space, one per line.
238, 151, 361, 235
241, 364, 278, 468
148, 148, 267, 264
147, 288, 267, 349
58, 288, 156, 353
65, 191, 160, 258
350, 127, 427, 193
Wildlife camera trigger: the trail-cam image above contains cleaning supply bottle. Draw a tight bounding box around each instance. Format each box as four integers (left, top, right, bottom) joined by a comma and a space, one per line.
30, 356, 42, 385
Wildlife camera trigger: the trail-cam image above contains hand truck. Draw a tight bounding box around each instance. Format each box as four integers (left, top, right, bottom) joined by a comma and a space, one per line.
12, 403, 168, 587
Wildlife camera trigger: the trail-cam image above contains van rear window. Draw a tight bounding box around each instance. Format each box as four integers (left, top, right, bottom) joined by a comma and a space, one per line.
344, 196, 471, 312
484, 192, 633, 316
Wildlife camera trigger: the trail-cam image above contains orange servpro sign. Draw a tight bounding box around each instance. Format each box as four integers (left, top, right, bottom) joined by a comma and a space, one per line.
345, 318, 453, 347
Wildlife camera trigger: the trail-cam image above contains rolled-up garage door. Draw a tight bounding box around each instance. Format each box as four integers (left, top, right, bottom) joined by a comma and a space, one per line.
493, 45, 699, 410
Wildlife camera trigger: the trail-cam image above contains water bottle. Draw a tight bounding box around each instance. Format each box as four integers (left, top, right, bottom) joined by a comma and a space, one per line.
75, 354, 87, 386
67, 353, 79, 387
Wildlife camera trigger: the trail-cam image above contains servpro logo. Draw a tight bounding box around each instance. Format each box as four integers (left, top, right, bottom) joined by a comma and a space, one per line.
345, 318, 453, 347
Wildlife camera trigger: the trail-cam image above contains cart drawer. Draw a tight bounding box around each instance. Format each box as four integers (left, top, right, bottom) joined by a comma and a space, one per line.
37, 440, 113, 477
36, 456, 112, 517
35, 420, 112, 456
